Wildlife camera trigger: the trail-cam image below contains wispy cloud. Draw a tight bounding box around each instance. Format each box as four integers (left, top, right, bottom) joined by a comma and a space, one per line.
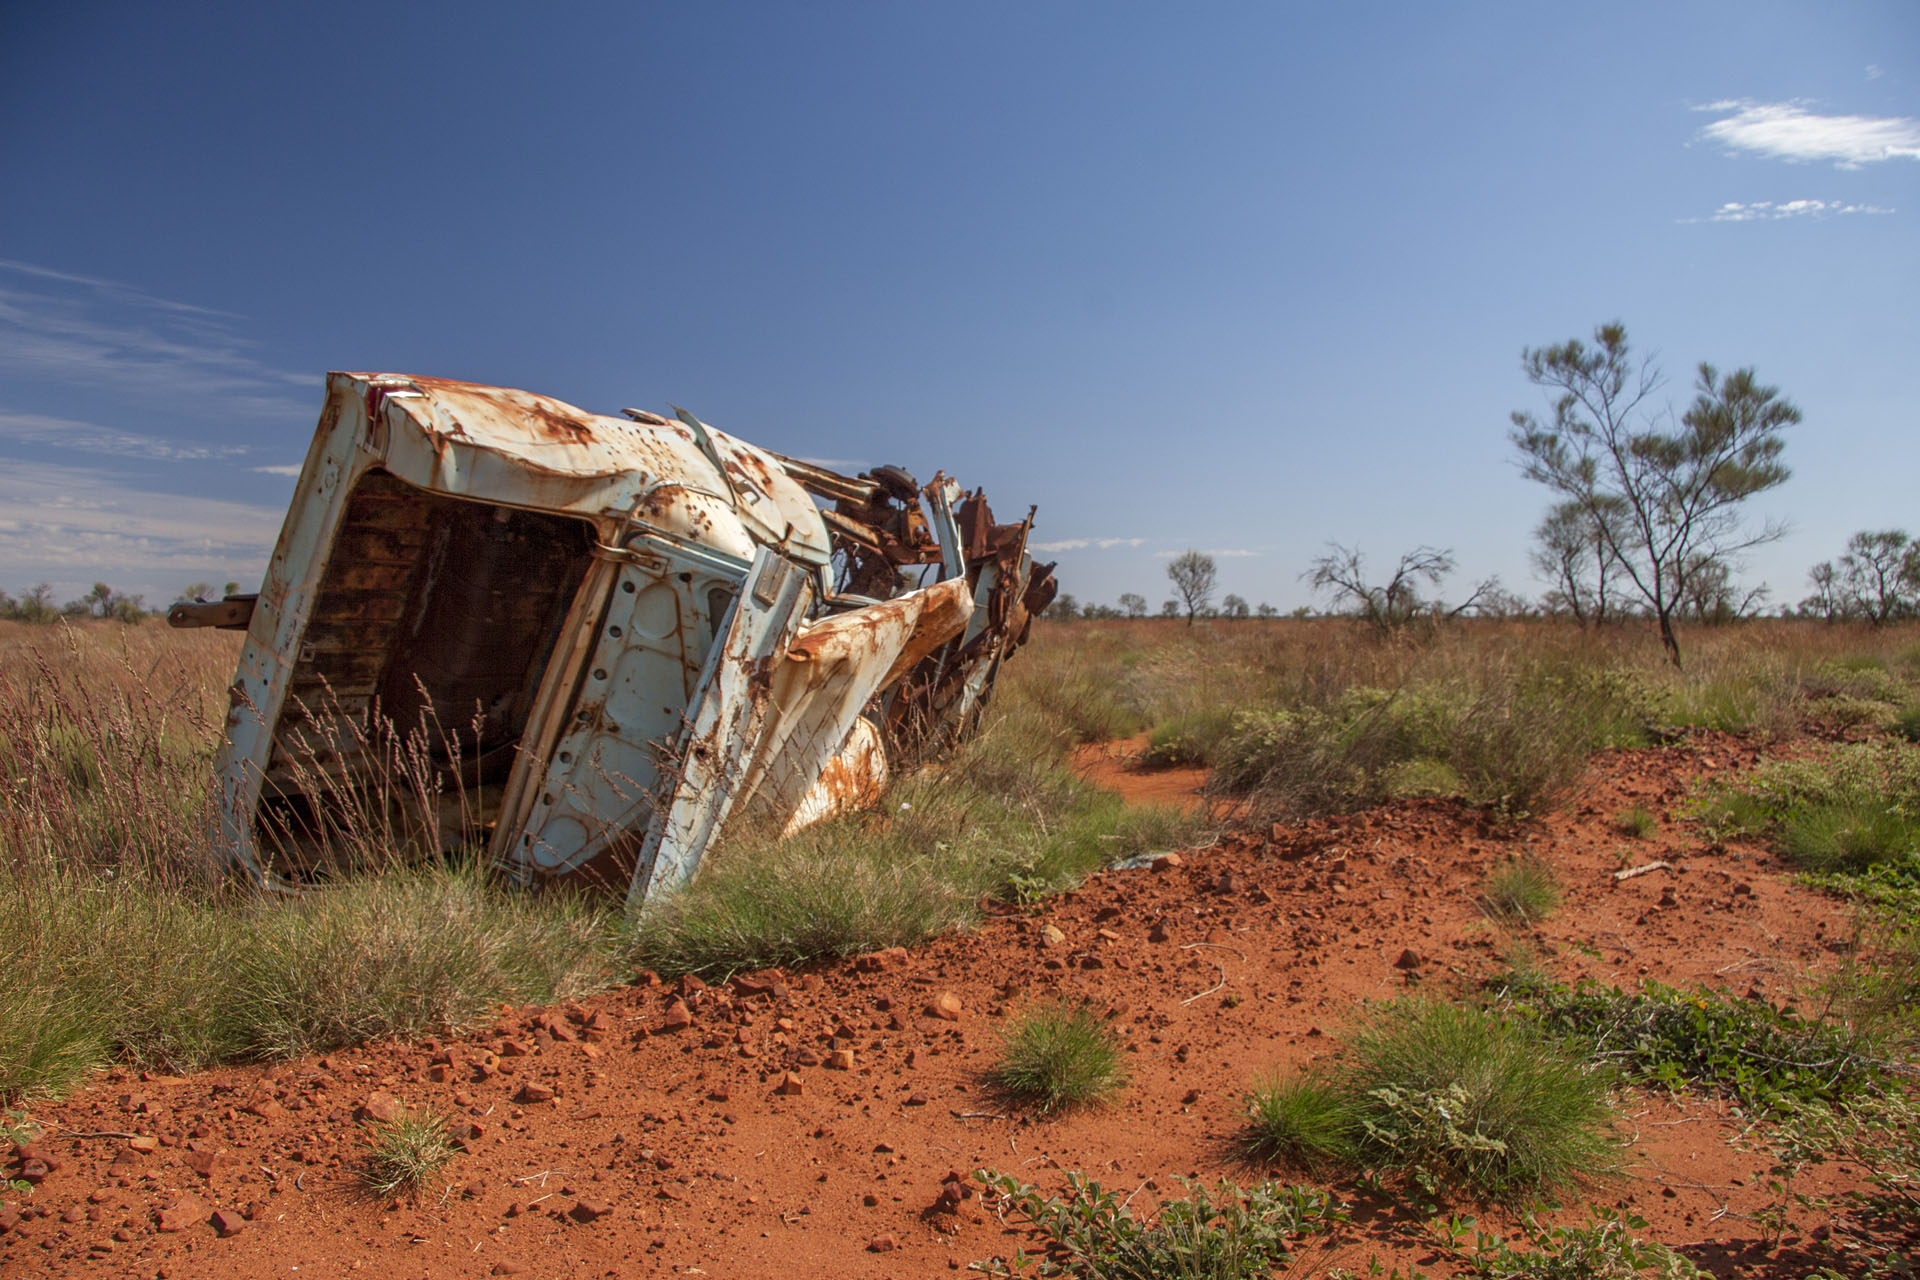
1153, 547, 1260, 559
1030, 536, 1146, 552
0, 459, 281, 592
1686, 198, 1894, 223
0, 260, 318, 424
1695, 100, 1920, 168
0, 410, 250, 461
251, 463, 304, 476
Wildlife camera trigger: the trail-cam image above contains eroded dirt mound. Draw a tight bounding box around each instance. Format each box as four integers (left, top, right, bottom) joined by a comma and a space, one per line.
0, 735, 1889, 1278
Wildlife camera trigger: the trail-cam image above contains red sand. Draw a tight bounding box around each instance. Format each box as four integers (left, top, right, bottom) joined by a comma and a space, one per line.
3, 733, 1905, 1278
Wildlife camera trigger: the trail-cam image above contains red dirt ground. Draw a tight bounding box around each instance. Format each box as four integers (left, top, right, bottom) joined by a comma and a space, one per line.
3, 734, 1905, 1279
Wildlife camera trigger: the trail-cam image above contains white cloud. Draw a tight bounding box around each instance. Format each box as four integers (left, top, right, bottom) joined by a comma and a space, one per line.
0, 459, 281, 591
0, 261, 318, 424
1695, 100, 1920, 168
251, 464, 304, 476
0, 410, 250, 461
1151, 547, 1260, 559
1687, 198, 1894, 223
1030, 536, 1147, 552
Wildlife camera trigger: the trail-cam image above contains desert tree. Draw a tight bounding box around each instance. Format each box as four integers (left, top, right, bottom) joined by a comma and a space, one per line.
1837, 529, 1917, 625
1801, 560, 1846, 623
1221, 593, 1250, 619
1531, 499, 1629, 626
1677, 553, 1769, 623
1048, 592, 1080, 620
1117, 591, 1147, 619
1159, 599, 1179, 618
1511, 322, 1797, 667
1256, 602, 1277, 618
1306, 543, 1493, 632
1166, 550, 1216, 626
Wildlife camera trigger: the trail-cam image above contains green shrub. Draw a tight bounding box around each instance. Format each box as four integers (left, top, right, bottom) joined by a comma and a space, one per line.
1696, 742, 1920, 878
988, 1002, 1128, 1115
973, 1170, 1346, 1280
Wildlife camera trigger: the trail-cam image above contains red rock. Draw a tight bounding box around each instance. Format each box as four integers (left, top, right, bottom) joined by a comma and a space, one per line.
659, 1000, 693, 1032
1151, 853, 1184, 872
186, 1149, 227, 1178
491, 1263, 526, 1276
210, 1208, 247, 1237
867, 1233, 899, 1252
1181, 1088, 1201, 1105
926, 992, 963, 1022
498, 1039, 531, 1057
905, 1091, 929, 1106
775, 1072, 805, 1096
427, 1065, 451, 1084
0, 1206, 19, 1234
1148, 922, 1172, 943
1038, 924, 1067, 947
826, 1049, 855, 1071
568, 1198, 611, 1223
126, 1136, 158, 1154
1392, 948, 1423, 970
156, 1195, 208, 1233
515, 1082, 555, 1104
355, 1092, 403, 1124
245, 1100, 284, 1119
707, 1086, 731, 1102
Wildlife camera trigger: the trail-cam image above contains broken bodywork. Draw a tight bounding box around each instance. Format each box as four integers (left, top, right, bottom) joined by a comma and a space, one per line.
174, 373, 1055, 907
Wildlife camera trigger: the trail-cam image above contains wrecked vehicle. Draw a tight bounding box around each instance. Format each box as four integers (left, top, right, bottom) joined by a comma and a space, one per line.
171, 373, 1056, 907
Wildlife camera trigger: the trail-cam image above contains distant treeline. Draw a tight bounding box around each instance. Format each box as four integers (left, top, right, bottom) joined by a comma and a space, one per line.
0, 581, 239, 625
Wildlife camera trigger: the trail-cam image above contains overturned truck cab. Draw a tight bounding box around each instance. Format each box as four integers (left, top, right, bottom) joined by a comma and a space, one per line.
172, 373, 1056, 908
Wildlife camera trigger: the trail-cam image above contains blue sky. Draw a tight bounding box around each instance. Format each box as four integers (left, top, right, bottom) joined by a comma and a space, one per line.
3, 2, 1915, 612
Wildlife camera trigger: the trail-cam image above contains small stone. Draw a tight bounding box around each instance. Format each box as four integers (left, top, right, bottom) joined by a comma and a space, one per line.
186, 1149, 227, 1179
210, 1208, 247, 1237
1150, 853, 1184, 872
926, 992, 963, 1022
905, 1092, 929, 1107
515, 1082, 555, 1104
1392, 948, 1423, 970
1038, 924, 1067, 947
156, 1195, 208, 1233
775, 1072, 805, 1096
0, 1207, 19, 1234
427, 1065, 451, 1084
355, 1092, 403, 1124
568, 1198, 611, 1223
1181, 1088, 1201, 1105
1148, 922, 1172, 943
659, 1000, 693, 1032
827, 1049, 855, 1071
867, 1233, 899, 1253
491, 1264, 526, 1276
126, 1136, 158, 1154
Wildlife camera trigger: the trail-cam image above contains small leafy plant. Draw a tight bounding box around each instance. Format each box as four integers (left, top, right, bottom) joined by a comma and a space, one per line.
359, 1104, 456, 1198
973, 1169, 1346, 1279
1465, 1208, 1698, 1279
989, 1001, 1128, 1115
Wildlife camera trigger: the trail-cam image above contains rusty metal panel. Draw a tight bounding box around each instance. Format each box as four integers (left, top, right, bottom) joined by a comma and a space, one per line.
183, 370, 1056, 908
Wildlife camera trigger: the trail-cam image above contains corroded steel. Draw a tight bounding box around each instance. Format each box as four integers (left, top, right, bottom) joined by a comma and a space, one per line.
182, 372, 1056, 908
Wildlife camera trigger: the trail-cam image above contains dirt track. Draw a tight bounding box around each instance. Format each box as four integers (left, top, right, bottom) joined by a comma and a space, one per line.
0, 734, 1885, 1278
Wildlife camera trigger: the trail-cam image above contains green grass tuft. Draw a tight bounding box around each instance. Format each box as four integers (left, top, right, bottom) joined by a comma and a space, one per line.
1613, 805, 1658, 839
359, 1104, 457, 1199
1245, 999, 1617, 1202
1242, 1071, 1354, 1169
1482, 858, 1562, 926
988, 1001, 1128, 1115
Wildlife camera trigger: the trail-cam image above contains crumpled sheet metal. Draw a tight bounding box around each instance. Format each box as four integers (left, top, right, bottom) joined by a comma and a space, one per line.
187, 372, 1055, 909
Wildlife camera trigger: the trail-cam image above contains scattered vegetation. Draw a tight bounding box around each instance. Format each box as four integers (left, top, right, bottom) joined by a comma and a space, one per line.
973, 1169, 1345, 1280
1697, 741, 1920, 878
1245, 999, 1617, 1202
1463, 1209, 1700, 1279
1492, 974, 1880, 1112
1481, 858, 1561, 926
988, 1001, 1128, 1116
358, 1104, 457, 1199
